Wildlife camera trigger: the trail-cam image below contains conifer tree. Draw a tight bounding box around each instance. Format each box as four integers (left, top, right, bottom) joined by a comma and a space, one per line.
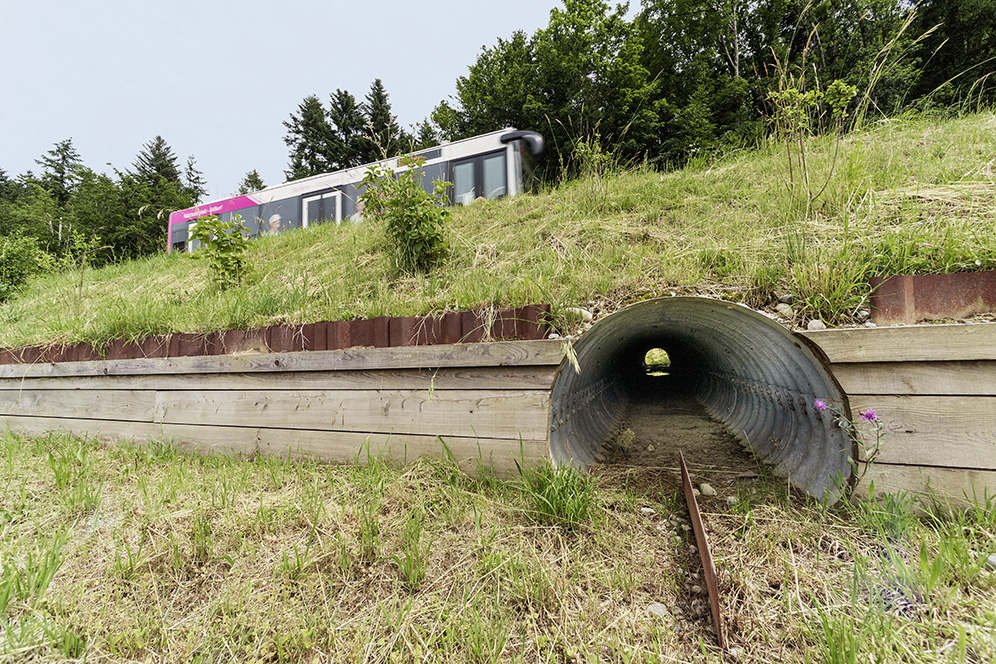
236, 169, 266, 195
132, 136, 182, 186
361, 79, 407, 162
283, 94, 334, 180
35, 138, 83, 207
328, 89, 367, 169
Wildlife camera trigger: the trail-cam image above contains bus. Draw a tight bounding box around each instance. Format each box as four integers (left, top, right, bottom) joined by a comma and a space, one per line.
167, 128, 544, 253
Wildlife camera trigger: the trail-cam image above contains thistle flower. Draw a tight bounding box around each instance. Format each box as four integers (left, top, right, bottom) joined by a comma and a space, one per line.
860, 409, 878, 422
813, 399, 828, 412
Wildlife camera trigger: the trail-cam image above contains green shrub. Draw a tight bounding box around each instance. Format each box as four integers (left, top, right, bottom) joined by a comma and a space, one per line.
0, 234, 50, 303
360, 154, 450, 274
189, 214, 250, 289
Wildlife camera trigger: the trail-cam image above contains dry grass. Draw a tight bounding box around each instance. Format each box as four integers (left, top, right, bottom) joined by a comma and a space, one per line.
1, 432, 994, 662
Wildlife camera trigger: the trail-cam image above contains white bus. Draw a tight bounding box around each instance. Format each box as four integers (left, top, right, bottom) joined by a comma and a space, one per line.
167, 128, 544, 252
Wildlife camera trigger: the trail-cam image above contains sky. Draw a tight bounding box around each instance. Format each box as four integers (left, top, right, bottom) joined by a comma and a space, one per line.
0, 0, 568, 200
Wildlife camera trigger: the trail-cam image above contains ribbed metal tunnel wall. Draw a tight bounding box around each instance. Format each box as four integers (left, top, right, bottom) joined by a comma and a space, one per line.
549, 297, 854, 502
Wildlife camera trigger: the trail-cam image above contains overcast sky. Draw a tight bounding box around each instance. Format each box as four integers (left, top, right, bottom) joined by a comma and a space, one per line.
0, 0, 568, 200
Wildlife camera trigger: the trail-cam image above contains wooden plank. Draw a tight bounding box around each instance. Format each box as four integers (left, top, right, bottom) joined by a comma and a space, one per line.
855, 463, 996, 508
0, 366, 561, 393
0, 340, 566, 380
802, 323, 996, 363
830, 361, 996, 396
0, 415, 548, 475
155, 389, 551, 441
849, 395, 996, 470
0, 389, 155, 422
0, 415, 258, 457
255, 428, 548, 475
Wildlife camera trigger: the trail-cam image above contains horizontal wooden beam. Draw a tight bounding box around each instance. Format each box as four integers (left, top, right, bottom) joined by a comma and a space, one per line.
849, 395, 996, 470
831, 361, 996, 396
0, 415, 548, 475
855, 463, 996, 507
0, 388, 551, 442
156, 389, 550, 441
0, 340, 566, 380
802, 323, 996, 363
0, 366, 561, 393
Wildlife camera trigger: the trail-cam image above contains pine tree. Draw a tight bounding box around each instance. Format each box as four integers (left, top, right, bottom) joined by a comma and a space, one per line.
360, 79, 406, 162
35, 138, 84, 207
283, 95, 334, 180
328, 89, 367, 169
183, 155, 207, 204
236, 170, 266, 195
132, 136, 182, 186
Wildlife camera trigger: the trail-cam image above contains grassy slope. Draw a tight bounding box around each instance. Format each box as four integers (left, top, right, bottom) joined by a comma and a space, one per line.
1, 111, 994, 349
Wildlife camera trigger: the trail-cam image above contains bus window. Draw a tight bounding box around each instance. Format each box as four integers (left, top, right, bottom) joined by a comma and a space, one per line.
453, 161, 475, 205
483, 153, 507, 199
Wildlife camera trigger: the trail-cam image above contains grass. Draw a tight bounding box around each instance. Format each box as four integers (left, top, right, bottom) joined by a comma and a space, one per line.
0, 430, 994, 662
1, 111, 995, 349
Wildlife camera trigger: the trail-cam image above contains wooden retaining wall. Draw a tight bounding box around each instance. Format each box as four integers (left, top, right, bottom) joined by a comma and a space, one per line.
802, 323, 996, 505
2, 321, 995, 504
0, 341, 566, 475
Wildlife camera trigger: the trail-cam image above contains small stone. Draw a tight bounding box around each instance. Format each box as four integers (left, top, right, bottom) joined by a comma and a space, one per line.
729, 647, 745, 659
807, 319, 827, 331
646, 444, 655, 452
689, 545, 697, 555
640, 507, 656, 515
775, 303, 794, 317
984, 554, 996, 571
647, 603, 668, 618
681, 523, 691, 533
565, 307, 593, 323
778, 294, 794, 304
856, 309, 871, 322
548, 332, 561, 340
864, 321, 877, 328
691, 585, 702, 594
692, 488, 700, 498
726, 496, 737, 506
699, 483, 717, 497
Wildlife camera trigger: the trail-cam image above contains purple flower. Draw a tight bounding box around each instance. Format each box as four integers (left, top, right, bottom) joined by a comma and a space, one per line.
813, 399, 828, 412
860, 409, 878, 422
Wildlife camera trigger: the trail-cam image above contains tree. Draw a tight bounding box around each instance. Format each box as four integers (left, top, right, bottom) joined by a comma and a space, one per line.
328, 89, 367, 169
183, 155, 207, 204
912, 0, 996, 105
132, 136, 182, 186
283, 94, 334, 180
360, 79, 407, 162
236, 169, 266, 195
35, 138, 84, 207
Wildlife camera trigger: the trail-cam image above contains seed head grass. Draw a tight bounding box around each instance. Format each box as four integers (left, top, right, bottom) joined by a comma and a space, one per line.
1, 432, 994, 662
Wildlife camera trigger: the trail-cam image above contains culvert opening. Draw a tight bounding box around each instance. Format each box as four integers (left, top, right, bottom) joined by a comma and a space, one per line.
549, 297, 854, 503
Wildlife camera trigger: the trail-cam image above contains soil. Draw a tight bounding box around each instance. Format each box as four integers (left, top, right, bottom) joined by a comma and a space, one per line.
599, 376, 763, 499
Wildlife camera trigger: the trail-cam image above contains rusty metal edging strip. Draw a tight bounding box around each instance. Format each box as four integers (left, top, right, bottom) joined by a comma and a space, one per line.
679, 450, 725, 649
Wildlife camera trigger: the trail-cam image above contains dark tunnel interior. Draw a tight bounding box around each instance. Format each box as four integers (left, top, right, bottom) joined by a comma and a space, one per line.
549, 297, 854, 503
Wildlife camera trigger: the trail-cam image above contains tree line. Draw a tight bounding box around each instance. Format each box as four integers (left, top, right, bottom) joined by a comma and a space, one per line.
2, 0, 993, 297
419, 0, 994, 177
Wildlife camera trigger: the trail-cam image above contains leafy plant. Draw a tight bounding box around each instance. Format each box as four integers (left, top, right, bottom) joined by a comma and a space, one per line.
189, 213, 251, 289
0, 233, 50, 303
360, 154, 450, 274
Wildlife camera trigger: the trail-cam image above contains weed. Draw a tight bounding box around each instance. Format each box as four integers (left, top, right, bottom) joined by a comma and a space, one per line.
189, 213, 251, 289
514, 460, 596, 530
385, 511, 433, 592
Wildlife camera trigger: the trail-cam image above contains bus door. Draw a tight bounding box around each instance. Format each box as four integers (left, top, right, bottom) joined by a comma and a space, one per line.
302, 191, 342, 227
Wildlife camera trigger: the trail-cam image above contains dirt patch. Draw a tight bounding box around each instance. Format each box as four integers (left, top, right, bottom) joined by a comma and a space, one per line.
600, 378, 763, 498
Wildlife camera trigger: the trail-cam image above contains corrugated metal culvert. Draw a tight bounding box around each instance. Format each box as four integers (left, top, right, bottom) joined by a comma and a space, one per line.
549, 297, 854, 503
